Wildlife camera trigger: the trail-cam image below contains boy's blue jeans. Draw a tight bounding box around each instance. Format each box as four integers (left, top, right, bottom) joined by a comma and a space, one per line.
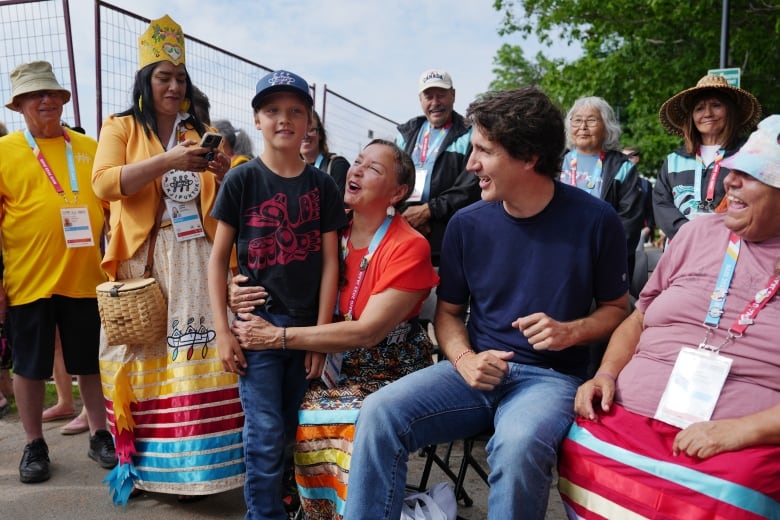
342, 361, 580, 520
239, 348, 307, 520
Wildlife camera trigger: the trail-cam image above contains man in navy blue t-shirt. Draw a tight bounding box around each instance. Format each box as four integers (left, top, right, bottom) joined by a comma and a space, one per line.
345, 87, 630, 520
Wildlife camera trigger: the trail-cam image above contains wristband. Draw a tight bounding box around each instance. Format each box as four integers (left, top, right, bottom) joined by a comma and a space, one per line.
453, 349, 474, 369
281, 327, 287, 351
594, 372, 616, 382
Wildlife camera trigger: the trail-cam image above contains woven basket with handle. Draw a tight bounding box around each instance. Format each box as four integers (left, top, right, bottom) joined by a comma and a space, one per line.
96, 278, 167, 346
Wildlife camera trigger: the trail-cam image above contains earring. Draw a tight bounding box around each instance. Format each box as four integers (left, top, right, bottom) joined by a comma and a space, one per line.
386, 205, 396, 217
180, 98, 191, 113
138, 96, 143, 112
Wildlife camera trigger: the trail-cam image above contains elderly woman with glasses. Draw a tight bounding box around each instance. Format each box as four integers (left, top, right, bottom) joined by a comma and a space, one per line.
562, 96, 643, 278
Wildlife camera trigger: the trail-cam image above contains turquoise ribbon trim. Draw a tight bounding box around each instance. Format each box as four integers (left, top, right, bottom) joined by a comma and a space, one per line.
568, 422, 779, 517
134, 445, 245, 470
298, 408, 360, 425
135, 431, 242, 453
104, 461, 140, 506
298, 484, 347, 515
134, 460, 245, 484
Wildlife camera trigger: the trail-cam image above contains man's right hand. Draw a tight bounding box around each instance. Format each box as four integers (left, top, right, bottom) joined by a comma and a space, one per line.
455, 349, 513, 391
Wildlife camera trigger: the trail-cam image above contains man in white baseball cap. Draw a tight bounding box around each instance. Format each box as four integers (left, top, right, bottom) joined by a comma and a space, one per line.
396, 69, 479, 266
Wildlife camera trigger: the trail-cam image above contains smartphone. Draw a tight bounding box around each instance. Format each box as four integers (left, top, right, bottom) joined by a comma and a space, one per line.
200, 132, 222, 149
199, 132, 222, 161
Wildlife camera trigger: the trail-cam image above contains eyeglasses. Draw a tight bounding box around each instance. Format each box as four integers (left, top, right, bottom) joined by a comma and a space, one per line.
305, 128, 321, 137
21, 90, 64, 102
570, 117, 601, 128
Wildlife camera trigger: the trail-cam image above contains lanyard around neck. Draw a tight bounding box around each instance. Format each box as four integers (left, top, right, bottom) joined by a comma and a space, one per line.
338, 215, 393, 320
704, 232, 740, 327
24, 128, 78, 204
569, 150, 605, 193
703, 233, 780, 350
418, 121, 450, 164
694, 147, 724, 206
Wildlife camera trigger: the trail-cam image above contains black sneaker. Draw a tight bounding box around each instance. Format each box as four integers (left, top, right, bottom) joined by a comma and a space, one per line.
88, 429, 117, 469
19, 438, 50, 483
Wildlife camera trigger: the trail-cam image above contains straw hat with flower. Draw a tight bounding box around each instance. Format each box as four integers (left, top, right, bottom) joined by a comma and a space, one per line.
658, 74, 761, 137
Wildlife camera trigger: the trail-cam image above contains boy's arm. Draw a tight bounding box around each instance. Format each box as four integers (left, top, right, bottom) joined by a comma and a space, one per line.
306, 230, 340, 379
317, 230, 340, 325
208, 221, 246, 375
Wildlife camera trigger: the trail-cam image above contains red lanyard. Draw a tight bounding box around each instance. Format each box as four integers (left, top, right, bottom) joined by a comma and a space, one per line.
338, 216, 392, 320
24, 128, 78, 203
419, 121, 451, 164
695, 147, 724, 204
730, 274, 780, 336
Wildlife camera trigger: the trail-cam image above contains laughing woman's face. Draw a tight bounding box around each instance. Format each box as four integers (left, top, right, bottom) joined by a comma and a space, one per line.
723, 170, 780, 242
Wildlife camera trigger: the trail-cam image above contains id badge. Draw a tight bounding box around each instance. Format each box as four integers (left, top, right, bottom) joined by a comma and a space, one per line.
654, 346, 732, 429
321, 352, 343, 389
60, 207, 95, 248
407, 169, 427, 203
688, 206, 713, 220
164, 198, 205, 242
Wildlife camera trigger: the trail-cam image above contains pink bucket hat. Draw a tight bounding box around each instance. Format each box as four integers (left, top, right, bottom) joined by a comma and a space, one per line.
721, 115, 780, 189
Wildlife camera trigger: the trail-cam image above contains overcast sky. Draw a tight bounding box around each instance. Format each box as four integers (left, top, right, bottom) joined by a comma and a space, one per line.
63, 0, 579, 136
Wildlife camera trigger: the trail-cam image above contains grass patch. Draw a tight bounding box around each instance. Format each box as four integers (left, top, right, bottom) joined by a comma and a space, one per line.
0, 374, 82, 417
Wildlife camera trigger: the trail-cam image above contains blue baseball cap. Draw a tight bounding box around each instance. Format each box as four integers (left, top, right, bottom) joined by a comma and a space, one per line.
251, 70, 313, 110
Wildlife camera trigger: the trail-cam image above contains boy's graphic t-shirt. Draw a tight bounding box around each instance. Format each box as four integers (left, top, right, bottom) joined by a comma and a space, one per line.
212, 158, 347, 325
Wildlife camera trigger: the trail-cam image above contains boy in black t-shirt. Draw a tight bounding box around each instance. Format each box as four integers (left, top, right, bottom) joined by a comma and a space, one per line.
208, 70, 346, 519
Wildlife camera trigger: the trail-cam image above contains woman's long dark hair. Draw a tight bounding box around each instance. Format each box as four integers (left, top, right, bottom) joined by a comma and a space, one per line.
117, 62, 207, 143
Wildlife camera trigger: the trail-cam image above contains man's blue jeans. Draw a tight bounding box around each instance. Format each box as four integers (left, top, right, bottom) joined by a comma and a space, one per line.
343, 360, 580, 520
239, 348, 307, 520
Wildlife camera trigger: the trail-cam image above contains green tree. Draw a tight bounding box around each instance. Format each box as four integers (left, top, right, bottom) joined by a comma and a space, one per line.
491, 0, 780, 178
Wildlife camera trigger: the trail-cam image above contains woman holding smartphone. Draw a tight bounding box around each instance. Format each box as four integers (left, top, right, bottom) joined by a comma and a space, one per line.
91, 15, 243, 505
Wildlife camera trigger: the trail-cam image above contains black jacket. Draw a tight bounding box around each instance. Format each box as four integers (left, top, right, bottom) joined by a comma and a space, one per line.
598, 150, 644, 255
653, 143, 742, 240
396, 112, 479, 264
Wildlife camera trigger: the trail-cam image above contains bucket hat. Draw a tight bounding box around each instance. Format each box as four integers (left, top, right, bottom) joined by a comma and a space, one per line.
721, 114, 780, 189
658, 74, 761, 137
5, 61, 71, 111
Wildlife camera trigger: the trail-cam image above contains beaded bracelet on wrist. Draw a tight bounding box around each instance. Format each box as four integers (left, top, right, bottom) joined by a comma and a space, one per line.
453, 349, 474, 369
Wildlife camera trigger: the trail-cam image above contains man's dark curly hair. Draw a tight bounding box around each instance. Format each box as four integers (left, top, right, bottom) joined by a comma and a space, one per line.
466, 87, 565, 179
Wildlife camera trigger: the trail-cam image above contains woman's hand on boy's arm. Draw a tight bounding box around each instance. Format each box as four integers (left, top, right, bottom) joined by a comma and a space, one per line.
228, 274, 267, 314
